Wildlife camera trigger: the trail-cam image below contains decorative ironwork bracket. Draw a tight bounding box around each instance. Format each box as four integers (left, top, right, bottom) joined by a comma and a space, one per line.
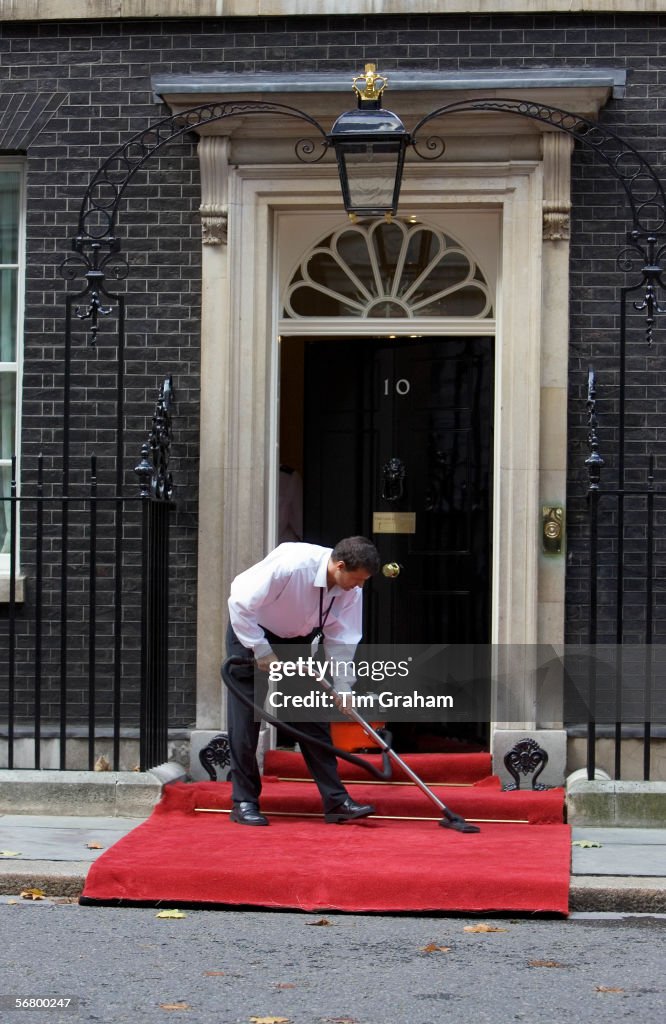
618, 232, 666, 345
60, 236, 129, 346
503, 737, 551, 791
199, 733, 231, 782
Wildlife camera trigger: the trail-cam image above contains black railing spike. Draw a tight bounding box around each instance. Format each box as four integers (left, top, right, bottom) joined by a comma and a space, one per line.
137, 378, 175, 503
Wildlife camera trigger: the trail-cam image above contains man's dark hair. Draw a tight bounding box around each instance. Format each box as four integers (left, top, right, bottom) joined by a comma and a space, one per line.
332, 536, 381, 574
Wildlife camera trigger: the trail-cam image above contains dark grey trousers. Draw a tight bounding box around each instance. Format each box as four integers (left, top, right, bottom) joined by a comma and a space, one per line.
224, 621, 348, 812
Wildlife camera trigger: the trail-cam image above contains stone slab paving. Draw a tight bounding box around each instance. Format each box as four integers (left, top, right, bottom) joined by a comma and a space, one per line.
571, 826, 666, 877
0, 814, 144, 862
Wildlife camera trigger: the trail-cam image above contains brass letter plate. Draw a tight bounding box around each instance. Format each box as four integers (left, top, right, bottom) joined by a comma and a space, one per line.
373, 512, 416, 534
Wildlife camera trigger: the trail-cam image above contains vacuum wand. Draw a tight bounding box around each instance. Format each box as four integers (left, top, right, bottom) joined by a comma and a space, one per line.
320, 675, 480, 833
220, 656, 479, 834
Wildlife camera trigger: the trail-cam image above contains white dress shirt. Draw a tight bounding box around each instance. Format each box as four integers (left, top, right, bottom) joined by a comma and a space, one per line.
228, 543, 364, 690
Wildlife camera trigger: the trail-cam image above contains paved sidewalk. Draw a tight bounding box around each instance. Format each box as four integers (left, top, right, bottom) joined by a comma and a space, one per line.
1, 812, 666, 911
569, 826, 666, 912
0, 814, 146, 897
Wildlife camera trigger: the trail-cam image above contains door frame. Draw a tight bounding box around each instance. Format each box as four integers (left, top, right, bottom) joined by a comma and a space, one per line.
194, 158, 559, 735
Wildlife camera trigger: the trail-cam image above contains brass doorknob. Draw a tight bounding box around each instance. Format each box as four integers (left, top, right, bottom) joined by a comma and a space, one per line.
382, 562, 401, 578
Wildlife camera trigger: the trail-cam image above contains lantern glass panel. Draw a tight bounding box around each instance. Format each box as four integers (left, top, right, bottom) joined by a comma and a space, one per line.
338, 142, 403, 214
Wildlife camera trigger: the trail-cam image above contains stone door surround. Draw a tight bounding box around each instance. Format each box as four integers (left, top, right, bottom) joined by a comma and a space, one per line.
152, 70, 617, 731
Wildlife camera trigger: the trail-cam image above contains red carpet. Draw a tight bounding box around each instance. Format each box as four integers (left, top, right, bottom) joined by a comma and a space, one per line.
264, 749, 494, 784
81, 753, 570, 914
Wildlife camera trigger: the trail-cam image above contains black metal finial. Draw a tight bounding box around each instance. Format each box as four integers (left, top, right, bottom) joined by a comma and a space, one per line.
134, 442, 153, 498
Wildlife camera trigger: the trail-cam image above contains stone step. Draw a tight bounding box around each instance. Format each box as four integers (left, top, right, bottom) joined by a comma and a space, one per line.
0, 763, 185, 817
567, 779, 666, 827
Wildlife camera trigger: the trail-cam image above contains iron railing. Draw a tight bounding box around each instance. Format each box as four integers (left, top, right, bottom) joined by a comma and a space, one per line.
1, 377, 175, 772
581, 360, 666, 780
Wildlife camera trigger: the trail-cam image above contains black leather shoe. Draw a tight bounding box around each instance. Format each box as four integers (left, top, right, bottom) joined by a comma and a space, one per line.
230, 801, 269, 826
324, 797, 375, 824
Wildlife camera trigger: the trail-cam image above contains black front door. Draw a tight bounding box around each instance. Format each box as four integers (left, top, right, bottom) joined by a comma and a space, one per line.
299, 335, 494, 747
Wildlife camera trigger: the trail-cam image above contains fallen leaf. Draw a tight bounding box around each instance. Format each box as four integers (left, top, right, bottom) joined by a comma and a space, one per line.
464, 924, 508, 933
596, 986, 625, 993
306, 918, 332, 926
204, 971, 226, 977
273, 983, 297, 989
94, 754, 110, 772
6, 899, 18, 905
421, 943, 452, 953
249, 1018, 291, 1024
20, 888, 46, 901
529, 960, 567, 968
0, 850, 21, 857
572, 840, 602, 848
159, 1003, 191, 1011
156, 909, 187, 919
86, 841, 104, 850
51, 896, 79, 904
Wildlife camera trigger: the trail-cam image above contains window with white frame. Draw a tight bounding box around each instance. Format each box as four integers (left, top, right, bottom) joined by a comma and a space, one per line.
0, 162, 24, 573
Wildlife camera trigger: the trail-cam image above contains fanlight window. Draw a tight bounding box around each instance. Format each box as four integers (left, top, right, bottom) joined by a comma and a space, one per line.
283, 220, 493, 319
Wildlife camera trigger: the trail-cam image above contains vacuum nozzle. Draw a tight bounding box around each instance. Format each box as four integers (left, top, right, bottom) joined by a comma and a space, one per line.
439, 817, 481, 833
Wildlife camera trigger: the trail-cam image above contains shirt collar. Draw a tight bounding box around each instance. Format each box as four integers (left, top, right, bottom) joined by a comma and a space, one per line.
315, 548, 332, 589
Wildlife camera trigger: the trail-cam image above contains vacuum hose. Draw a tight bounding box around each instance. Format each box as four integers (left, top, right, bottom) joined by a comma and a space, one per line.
221, 655, 480, 832
220, 655, 394, 781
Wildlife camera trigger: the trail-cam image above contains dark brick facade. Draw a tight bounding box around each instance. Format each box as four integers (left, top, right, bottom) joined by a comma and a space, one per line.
2, 11, 666, 730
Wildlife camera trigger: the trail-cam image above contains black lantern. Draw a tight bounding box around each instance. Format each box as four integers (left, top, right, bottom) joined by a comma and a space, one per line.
329, 64, 411, 218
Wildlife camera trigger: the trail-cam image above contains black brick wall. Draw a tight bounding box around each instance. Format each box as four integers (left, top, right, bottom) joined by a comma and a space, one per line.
2, 11, 666, 729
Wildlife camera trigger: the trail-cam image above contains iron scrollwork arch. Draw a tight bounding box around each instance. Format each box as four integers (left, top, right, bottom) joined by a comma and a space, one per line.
62, 101, 330, 344
411, 97, 666, 343
76, 100, 329, 242
62, 93, 666, 347
74, 94, 666, 243
411, 97, 666, 235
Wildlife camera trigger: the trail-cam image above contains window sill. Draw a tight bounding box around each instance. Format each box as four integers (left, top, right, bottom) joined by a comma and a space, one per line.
0, 575, 26, 603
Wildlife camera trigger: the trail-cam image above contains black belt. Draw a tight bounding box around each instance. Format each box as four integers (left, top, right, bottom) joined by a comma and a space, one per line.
260, 626, 317, 646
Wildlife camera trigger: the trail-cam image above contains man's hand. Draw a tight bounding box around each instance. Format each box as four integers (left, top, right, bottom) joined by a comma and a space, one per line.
331, 689, 357, 719
255, 652, 279, 673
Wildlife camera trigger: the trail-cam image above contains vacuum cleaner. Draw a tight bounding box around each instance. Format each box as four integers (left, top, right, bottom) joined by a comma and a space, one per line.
221, 655, 480, 833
